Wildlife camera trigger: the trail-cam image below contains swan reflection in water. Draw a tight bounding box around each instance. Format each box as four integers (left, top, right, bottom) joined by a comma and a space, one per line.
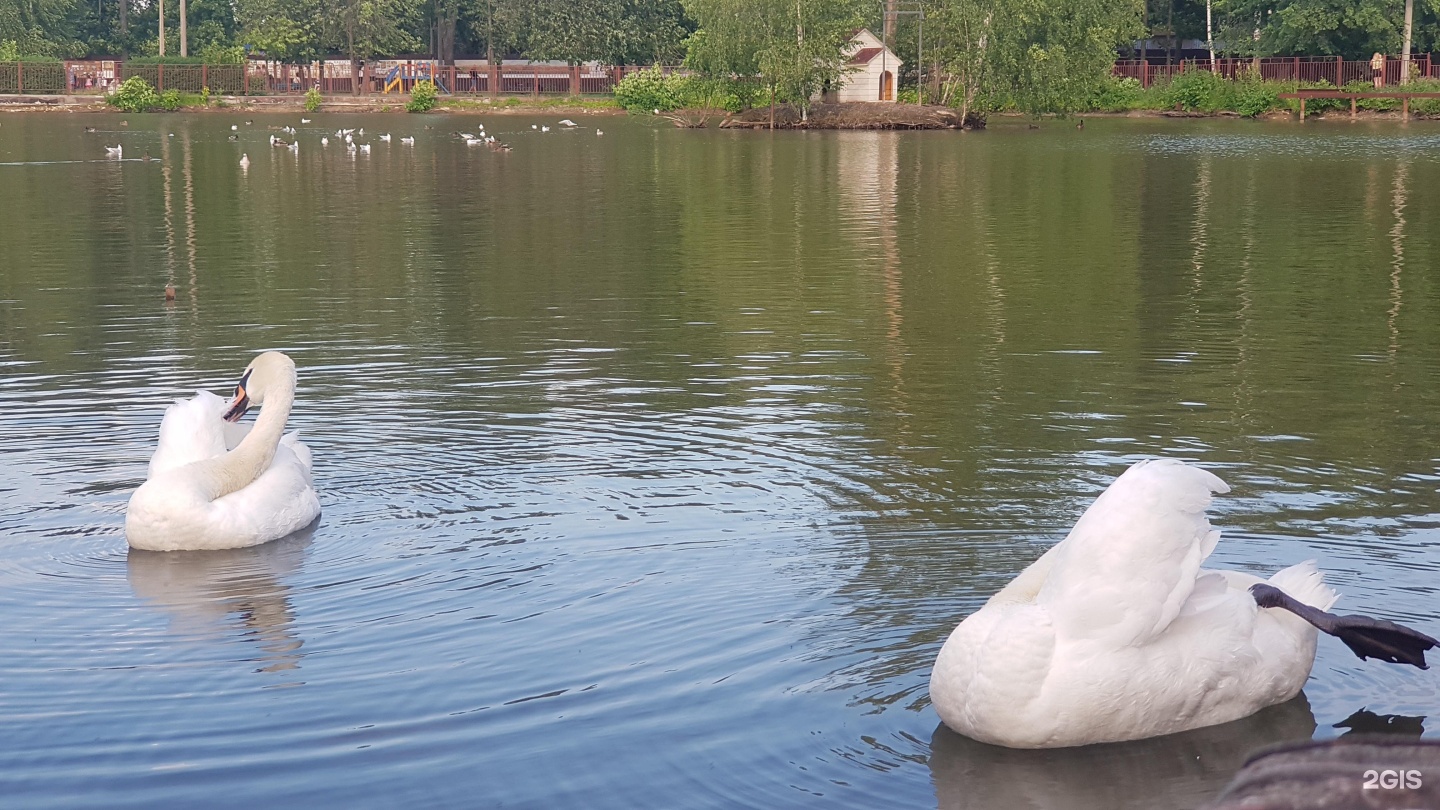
929, 695, 1317, 810
126, 527, 314, 674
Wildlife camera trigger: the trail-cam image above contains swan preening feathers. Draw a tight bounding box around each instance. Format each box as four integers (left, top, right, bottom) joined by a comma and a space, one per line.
125, 352, 320, 552
930, 459, 1437, 749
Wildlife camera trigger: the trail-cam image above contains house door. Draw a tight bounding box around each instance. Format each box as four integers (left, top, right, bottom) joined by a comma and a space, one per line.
880, 71, 894, 101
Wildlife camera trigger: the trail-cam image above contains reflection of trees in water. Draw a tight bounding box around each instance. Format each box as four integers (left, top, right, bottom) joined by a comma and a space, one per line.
807, 139, 1440, 721
929, 695, 1317, 810
126, 528, 313, 674
1389, 160, 1408, 361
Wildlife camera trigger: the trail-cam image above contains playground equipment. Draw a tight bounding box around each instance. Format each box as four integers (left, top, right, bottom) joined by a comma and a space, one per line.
383, 62, 449, 94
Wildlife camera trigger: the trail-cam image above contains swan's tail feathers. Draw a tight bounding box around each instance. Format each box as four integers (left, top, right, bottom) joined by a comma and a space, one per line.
1251, 583, 1438, 669
149, 391, 231, 475
1037, 459, 1230, 645
281, 431, 313, 472
1267, 560, 1339, 612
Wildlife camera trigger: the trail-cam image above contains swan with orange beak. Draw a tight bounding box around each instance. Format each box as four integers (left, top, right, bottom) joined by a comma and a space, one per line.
126, 352, 320, 551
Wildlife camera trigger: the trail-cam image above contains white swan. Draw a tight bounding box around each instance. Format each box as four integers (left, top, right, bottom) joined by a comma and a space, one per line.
125, 352, 320, 552
931, 459, 1436, 749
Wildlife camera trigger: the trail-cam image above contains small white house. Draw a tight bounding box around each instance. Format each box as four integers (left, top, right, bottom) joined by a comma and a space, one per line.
830, 29, 903, 103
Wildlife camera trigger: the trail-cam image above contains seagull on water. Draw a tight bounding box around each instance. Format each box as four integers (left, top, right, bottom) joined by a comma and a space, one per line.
558, 119, 576, 127
231, 124, 238, 131
379, 133, 391, 142
105, 144, 122, 158
239, 153, 250, 168
322, 136, 329, 146
301, 118, 311, 124
400, 136, 414, 145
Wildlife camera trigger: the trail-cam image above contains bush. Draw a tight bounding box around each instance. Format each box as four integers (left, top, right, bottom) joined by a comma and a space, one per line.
1233, 72, 1281, 117
0, 40, 61, 61
304, 87, 322, 112
1089, 75, 1143, 111
109, 76, 159, 112
406, 79, 437, 112
616, 68, 755, 114
157, 89, 182, 111
614, 66, 680, 113
124, 55, 207, 65
1161, 69, 1234, 112
197, 43, 245, 64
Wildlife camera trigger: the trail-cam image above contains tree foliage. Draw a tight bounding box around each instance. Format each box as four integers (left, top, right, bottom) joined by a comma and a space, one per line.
925, 0, 1140, 118
686, 0, 863, 114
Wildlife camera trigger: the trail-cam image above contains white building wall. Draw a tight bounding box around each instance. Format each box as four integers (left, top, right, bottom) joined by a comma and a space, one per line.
837, 61, 901, 103
833, 29, 902, 103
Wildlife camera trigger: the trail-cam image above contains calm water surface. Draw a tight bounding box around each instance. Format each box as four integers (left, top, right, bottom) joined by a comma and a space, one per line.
1, 112, 1439, 809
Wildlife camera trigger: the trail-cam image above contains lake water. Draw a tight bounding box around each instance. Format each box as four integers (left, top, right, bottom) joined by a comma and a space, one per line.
1, 111, 1438, 809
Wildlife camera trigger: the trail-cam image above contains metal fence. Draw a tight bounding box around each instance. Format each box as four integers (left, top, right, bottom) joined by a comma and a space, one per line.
14, 56, 1434, 97
0, 59, 683, 97
0, 62, 68, 93
1115, 56, 1439, 88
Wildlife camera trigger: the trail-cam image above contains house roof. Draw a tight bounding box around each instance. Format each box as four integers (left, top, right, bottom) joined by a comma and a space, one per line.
849, 47, 884, 65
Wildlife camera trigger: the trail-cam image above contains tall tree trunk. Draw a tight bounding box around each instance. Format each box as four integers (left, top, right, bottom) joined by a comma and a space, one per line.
1205, 0, 1214, 71
796, 0, 807, 121
179, 0, 187, 57
1401, 0, 1414, 84
435, 0, 457, 64
1166, 0, 1174, 66
118, 0, 127, 36
883, 0, 897, 45
348, 21, 359, 95
1139, 0, 1146, 63
158, 0, 165, 56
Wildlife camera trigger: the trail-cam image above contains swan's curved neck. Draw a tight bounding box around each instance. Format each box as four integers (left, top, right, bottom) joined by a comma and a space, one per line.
210, 382, 294, 499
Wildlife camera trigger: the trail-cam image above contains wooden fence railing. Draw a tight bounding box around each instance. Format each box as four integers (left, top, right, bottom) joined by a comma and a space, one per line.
1115, 56, 1438, 88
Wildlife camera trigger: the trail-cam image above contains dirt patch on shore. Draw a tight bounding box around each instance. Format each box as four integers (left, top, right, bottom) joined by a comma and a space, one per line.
720, 102, 976, 130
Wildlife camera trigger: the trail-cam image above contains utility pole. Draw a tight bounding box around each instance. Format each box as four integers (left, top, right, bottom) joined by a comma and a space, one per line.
881, 2, 924, 104
1401, 0, 1414, 83
179, 0, 187, 57
158, 0, 165, 56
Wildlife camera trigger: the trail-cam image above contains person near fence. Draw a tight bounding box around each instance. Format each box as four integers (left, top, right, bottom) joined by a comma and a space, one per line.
1371, 52, 1386, 88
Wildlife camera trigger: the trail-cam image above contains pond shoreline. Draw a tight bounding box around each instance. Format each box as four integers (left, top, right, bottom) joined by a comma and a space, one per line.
2, 95, 1436, 123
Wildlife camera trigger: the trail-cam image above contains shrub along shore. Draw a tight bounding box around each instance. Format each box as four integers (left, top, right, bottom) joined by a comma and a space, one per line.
8, 69, 1439, 123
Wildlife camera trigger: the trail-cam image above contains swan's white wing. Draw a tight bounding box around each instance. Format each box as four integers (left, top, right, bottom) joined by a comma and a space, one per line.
279, 430, 312, 472
148, 391, 231, 477
1037, 459, 1229, 646
209, 438, 319, 543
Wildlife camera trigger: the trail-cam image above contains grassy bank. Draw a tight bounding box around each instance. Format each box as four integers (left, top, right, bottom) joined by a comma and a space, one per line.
1088, 72, 1440, 117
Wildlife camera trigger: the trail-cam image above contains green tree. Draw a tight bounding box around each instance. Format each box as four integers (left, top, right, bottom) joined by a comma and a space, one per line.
686, 0, 863, 123
926, 0, 1139, 118
1217, 0, 1438, 57
0, 0, 83, 56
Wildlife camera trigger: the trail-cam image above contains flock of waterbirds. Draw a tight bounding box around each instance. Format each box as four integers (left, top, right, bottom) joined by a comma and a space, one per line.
86, 116, 602, 165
